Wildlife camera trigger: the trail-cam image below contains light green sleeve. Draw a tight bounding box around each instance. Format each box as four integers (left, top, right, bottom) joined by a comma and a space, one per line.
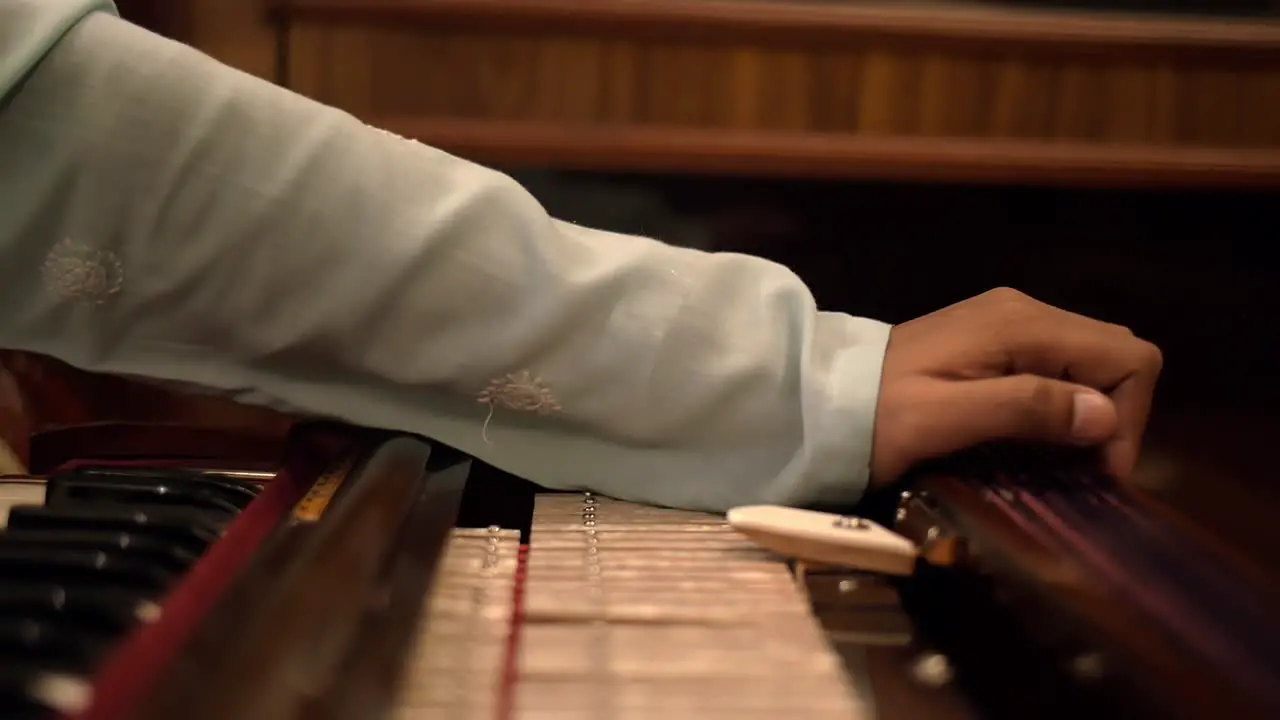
0, 0, 891, 512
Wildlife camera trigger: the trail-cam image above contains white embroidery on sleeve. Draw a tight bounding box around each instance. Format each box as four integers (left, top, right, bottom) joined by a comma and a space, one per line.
476, 370, 561, 443
477, 370, 561, 415
42, 239, 124, 305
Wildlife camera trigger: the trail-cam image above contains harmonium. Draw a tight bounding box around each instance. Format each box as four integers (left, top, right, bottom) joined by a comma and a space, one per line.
0, 419, 1277, 720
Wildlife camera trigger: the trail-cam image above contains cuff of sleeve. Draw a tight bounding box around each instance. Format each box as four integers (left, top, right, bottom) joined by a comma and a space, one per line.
785, 315, 893, 508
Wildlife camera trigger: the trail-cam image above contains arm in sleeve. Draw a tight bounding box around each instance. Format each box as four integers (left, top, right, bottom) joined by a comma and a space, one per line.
0, 1, 892, 512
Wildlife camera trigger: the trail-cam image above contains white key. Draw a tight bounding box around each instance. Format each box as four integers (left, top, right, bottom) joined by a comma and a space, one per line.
0, 479, 46, 528
726, 505, 918, 577
0, 439, 25, 476
29, 673, 93, 715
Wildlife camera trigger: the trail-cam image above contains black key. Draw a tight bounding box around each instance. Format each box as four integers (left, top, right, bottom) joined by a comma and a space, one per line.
0, 547, 178, 596
0, 698, 54, 720
45, 478, 242, 516
179, 467, 272, 490
67, 467, 262, 503
5, 505, 223, 555
0, 529, 201, 574
0, 619, 110, 671
0, 584, 158, 636
0, 667, 91, 720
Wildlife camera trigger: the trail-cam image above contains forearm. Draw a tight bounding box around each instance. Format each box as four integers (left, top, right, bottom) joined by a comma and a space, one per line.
0, 2, 891, 511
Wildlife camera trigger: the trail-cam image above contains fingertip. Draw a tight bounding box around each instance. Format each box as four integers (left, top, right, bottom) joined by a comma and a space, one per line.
1071, 390, 1117, 442
1105, 440, 1137, 478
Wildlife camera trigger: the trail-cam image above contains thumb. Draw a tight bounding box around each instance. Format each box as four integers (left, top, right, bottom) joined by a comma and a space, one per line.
923, 375, 1119, 459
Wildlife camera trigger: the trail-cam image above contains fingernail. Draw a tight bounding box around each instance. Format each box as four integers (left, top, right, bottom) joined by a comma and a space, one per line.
1071, 391, 1112, 441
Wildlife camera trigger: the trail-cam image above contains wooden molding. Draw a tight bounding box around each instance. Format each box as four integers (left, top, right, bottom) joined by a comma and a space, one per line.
278, 0, 1280, 186
278, 0, 1280, 60
380, 118, 1280, 188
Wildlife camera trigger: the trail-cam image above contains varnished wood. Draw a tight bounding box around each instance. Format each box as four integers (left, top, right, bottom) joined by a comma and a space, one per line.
28, 424, 288, 475
274, 0, 1280, 187
188, 0, 280, 81
281, 0, 1280, 59
0, 351, 295, 472
0, 352, 294, 438
377, 119, 1280, 187
114, 0, 194, 41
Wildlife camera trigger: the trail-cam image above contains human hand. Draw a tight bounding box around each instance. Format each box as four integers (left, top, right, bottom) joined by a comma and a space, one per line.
870, 288, 1163, 485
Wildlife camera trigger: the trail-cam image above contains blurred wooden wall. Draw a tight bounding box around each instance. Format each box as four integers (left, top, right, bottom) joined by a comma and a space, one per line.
284, 2, 1280, 187
114, 0, 277, 79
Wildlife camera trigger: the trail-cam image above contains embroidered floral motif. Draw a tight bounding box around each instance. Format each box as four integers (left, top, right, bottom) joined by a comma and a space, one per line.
477, 370, 561, 415
42, 239, 123, 305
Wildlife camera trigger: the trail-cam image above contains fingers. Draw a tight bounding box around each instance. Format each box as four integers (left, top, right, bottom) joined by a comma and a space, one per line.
1026, 321, 1161, 478
910, 375, 1120, 464
1102, 359, 1161, 477
985, 291, 1163, 478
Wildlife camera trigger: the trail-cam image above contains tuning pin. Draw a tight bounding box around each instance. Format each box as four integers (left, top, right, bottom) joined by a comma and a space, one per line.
726, 505, 919, 576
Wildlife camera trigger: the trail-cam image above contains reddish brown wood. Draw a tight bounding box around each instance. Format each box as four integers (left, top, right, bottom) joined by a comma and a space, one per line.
278, 0, 1280, 61
380, 118, 1280, 189
29, 423, 289, 475
0, 351, 297, 473
114, 0, 195, 41
0, 365, 30, 467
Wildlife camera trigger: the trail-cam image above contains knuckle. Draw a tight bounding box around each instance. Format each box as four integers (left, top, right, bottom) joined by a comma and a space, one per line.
984, 287, 1045, 326
984, 286, 1029, 307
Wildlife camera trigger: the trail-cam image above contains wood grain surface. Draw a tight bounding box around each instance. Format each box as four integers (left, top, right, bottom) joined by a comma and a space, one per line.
273, 0, 1280, 186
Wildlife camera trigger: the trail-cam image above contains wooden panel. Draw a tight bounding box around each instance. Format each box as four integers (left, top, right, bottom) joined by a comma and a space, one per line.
0, 351, 295, 468
113, 0, 193, 40
287, 28, 1280, 146
112, 0, 275, 80
361, 121, 1280, 188
186, 0, 279, 81
276, 0, 1280, 187
281, 0, 1280, 58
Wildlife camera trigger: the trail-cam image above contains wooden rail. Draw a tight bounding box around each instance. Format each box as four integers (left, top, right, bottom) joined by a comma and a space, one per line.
266, 1, 1280, 186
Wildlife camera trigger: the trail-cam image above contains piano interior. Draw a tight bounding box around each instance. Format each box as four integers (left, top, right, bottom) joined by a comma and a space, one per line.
0, 423, 883, 720
0, 414, 1272, 720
